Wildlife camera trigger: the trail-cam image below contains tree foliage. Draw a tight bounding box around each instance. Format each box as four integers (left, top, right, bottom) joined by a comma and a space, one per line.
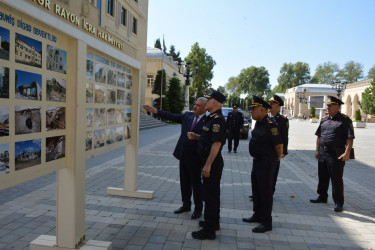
167, 45, 182, 63
152, 69, 167, 97
311, 62, 340, 84
359, 80, 375, 117
339, 60, 364, 83
154, 38, 161, 50
367, 66, 375, 80
238, 66, 270, 96
184, 42, 216, 97
225, 76, 242, 96
275, 62, 311, 93
216, 86, 227, 97
166, 77, 184, 114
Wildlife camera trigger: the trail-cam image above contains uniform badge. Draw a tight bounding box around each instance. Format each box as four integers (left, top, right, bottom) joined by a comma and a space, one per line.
203, 126, 209, 131
212, 124, 220, 132
271, 127, 279, 136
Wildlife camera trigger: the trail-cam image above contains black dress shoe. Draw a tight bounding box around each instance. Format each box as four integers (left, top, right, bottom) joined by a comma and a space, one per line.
234, 150, 237, 153
334, 204, 343, 212
199, 220, 220, 231
310, 197, 327, 203
174, 206, 191, 214
249, 195, 253, 199
252, 224, 272, 233
228, 149, 232, 153
242, 216, 260, 223
191, 211, 202, 219
192, 228, 216, 240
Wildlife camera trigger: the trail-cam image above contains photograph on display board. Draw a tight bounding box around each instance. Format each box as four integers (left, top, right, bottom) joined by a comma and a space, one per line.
93, 129, 105, 148
47, 45, 67, 74
15, 139, 41, 170
46, 136, 65, 162
15, 33, 42, 68
117, 89, 125, 105
15, 70, 42, 101
0, 26, 10, 61
46, 106, 66, 131
107, 68, 116, 86
116, 108, 125, 124
86, 83, 94, 103
125, 75, 132, 89
86, 108, 93, 127
125, 108, 132, 122
0, 106, 9, 137
106, 87, 116, 104
95, 64, 106, 83
0, 66, 9, 98
106, 128, 115, 145
106, 108, 116, 125
46, 76, 66, 102
125, 92, 132, 105
117, 71, 125, 88
15, 106, 41, 135
86, 131, 92, 151
0, 143, 9, 175
115, 127, 123, 142
86, 59, 93, 81
93, 108, 105, 126
94, 84, 105, 103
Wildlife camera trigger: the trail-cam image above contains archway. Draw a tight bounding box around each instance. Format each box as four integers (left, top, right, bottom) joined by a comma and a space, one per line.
352, 94, 359, 119
345, 95, 352, 118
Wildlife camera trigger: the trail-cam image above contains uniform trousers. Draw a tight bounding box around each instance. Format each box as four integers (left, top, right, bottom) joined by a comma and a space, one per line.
202, 153, 224, 232
179, 153, 203, 211
317, 149, 345, 205
272, 160, 281, 195
227, 130, 240, 151
251, 157, 276, 227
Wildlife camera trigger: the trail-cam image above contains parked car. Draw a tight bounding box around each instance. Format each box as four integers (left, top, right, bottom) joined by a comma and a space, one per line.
221, 107, 251, 139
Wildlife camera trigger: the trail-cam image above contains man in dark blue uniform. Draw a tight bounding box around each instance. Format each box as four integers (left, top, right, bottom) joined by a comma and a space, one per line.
187, 91, 227, 240
310, 96, 354, 212
243, 96, 283, 233
227, 104, 244, 153
268, 94, 289, 194
143, 97, 207, 219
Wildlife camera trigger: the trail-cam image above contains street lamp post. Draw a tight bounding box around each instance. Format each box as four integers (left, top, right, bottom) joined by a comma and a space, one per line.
297, 88, 308, 118
177, 61, 198, 110
331, 80, 347, 99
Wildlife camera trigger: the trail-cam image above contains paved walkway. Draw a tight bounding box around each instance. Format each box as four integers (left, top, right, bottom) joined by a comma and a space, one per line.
0, 120, 374, 249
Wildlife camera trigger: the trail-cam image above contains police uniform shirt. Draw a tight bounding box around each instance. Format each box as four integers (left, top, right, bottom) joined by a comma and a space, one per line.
315, 112, 355, 148
227, 111, 244, 130
199, 110, 227, 156
269, 112, 289, 155
249, 116, 283, 159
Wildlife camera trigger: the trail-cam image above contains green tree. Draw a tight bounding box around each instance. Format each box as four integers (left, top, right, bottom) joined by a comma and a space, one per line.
339, 60, 364, 83
154, 38, 161, 50
216, 85, 227, 97
293, 62, 311, 86
312, 62, 340, 84
310, 106, 316, 118
225, 76, 242, 96
275, 62, 311, 93
152, 69, 167, 97
167, 45, 182, 63
238, 66, 270, 96
359, 80, 375, 120
227, 95, 241, 108
166, 77, 184, 114
367, 66, 375, 80
354, 109, 362, 122
184, 42, 216, 97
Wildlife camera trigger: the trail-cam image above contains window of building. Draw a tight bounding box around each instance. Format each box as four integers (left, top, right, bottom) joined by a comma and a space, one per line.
107, 0, 114, 16
147, 75, 154, 88
121, 7, 127, 26
132, 17, 137, 34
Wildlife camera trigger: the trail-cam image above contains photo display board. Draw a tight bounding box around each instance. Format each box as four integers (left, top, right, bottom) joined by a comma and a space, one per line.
85, 50, 133, 158
0, 9, 70, 189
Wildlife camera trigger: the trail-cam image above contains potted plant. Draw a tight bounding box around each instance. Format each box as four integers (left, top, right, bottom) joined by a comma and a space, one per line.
353, 109, 366, 128
310, 106, 318, 123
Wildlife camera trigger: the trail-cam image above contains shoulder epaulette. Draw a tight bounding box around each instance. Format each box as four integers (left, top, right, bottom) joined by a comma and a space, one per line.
341, 113, 348, 118
266, 117, 273, 124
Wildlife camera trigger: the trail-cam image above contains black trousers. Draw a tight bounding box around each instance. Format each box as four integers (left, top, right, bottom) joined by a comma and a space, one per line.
251, 158, 276, 227
227, 130, 240, 151
272, 160, 280, 194
202, 153, 224, 232
317, 149, 345, 205
179, 154, 203, 211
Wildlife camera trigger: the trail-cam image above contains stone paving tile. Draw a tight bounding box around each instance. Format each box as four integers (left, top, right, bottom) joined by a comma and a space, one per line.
1, 122, 375, 249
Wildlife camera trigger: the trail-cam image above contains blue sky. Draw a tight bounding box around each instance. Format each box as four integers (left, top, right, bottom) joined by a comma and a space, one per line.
147, 0, 375, 90
0, 26, 10, 42
15, 70, 42, 89
16, 33, 42, 53
15, 139, 41, 156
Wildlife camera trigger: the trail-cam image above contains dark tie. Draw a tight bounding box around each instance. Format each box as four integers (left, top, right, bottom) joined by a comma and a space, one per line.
190, 115, 199, 131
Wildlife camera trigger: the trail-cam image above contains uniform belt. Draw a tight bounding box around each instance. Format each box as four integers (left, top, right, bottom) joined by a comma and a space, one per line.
322, 146, 344, 152
254, 156, 274, 160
